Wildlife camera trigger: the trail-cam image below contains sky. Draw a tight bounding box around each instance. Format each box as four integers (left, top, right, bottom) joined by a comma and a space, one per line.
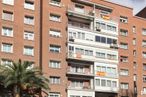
105, 0, 146, 14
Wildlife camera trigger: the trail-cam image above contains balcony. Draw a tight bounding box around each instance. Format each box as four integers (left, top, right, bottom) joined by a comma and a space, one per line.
95, 86, 119, 93
96, 13, 119, 23
96, 71, 118, 78
68, 21, 91, 31
67, 68, 94, 77
68, 85, 93, 91
67, 5, 94, 20
68, 51, 118, 64
68, 38, 117, 50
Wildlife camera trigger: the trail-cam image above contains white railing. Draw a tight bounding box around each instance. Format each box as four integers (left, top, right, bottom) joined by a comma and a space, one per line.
67, 5, 94, 16
68, 21, 90, 30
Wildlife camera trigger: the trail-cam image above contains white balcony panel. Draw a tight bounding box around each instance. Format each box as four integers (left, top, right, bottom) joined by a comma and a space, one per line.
68, 90, 95, 97
100, 29, 118, 36
95, 86, 119, 93
74, 38, 110, 48
68, 52, 118, 64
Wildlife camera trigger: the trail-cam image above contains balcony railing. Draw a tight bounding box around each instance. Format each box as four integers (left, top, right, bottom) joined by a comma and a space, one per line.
68, 51, 118, 63
96, 71, 118, 78
68, 86, 93, 90
96, 13, 119, 23
68, 21, 90, 30
95, 86, 119, 93
67, 69, 94, 76
67, 5, 94, 17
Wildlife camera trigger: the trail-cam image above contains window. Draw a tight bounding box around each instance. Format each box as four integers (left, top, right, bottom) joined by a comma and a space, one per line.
120, 83, 129, 89
2, 0, 14, 5
50, 76, 60, 84
50, 29, 61, 37
96, 52, 105, 58
70, 66, 84, 73
120, 43, 128, 49
50, 13, 61, 22
133, 38, 136, 45
24, 15, 34, 25
107, 54, 117, 60
2, 10, 13, 21
75, 48, 84, 54
49, 45, 61, 53
95, 36, 100, 42
24, 0, 34, 10
50, 0, 61, 6
143, 52, 146, 58
143, 75, 146, 82
133, 62, 137, 69
69, 46, 74, 52
133, 50, 136, 56
101, 37, 106, 43
70, 80, 83, 88
107, 80, 111, 87
95, 79, 100, 86
1, 59, 12, 65
142, 29, 146, 35
120, 29, 128, 36
107, 25, 116, 32
120, 69, 129, 76
84, 50, 93, 56
1, 43, 13, 53
132, 26, 136, 33
143, 64, 146, 71
112, 81, 117, 87
24, 31, 34, 40
100, 23, 106, 29
95, 35, 117, 44
23, 46, 34, 56
49, 92, 60, 97
2, 27, 13, 37
120, 56, 128, 62
75, 4, 84, 13
101, 79, 106, 86
77, 32, 85, 40
142, 40, 146, 47
49, 60, 60, 68
120, 16, 128, 23
143, 87, 146, 92
134, 74, 137, 81
96, 21, 117, 32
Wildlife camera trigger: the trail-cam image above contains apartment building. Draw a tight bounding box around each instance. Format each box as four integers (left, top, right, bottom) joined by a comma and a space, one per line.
0, 0, 146, 97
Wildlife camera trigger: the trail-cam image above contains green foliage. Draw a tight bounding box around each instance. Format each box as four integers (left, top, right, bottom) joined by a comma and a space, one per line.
0, 59, 49, 97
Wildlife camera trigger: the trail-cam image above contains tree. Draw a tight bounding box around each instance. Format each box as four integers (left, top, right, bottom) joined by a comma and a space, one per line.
0, 59, 49, 97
